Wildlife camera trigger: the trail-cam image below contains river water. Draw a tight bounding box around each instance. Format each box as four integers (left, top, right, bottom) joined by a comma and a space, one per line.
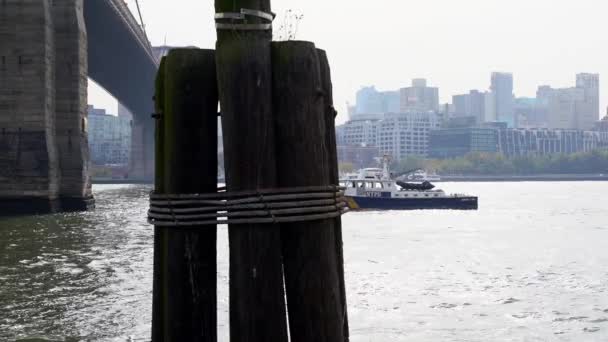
1, 182, 607, 341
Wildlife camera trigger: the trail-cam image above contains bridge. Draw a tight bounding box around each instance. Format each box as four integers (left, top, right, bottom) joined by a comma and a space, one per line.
0, 0, 158, 214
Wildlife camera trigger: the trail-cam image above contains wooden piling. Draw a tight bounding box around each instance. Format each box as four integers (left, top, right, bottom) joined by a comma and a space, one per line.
214, 1, 289, 341
152, 56, 166, 342
318, 48, 350, 342
272, 41, 346, 342
154, 48, 218, 342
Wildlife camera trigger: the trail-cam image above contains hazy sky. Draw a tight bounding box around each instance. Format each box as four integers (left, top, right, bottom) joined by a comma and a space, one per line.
89, 0, 608, 123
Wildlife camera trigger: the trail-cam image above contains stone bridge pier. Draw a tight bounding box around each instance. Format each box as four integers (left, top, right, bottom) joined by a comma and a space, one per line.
0, 0, 93, 214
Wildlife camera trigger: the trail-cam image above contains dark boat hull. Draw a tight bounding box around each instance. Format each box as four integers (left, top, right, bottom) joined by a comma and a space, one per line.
346, 196, 478, 210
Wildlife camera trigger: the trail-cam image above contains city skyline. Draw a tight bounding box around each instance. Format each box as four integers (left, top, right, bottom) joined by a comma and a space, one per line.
88, 0, 608, 125
352, 72, 601, 130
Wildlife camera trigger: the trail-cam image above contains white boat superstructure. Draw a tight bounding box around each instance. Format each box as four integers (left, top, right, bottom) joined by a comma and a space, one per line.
338, 156, 478, 210
340, 169, 449, 199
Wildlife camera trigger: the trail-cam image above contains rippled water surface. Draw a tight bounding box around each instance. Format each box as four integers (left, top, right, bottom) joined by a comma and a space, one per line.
1, 182, 607, 341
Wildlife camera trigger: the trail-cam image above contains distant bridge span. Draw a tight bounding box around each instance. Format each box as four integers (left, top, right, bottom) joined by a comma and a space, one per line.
85, 0, 158, 180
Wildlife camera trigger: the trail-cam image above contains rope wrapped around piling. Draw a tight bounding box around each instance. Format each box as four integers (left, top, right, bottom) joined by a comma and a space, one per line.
148, 185, 348, 227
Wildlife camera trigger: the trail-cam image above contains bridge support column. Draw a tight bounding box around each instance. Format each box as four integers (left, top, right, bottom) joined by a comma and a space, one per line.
0, 0, 93, 215
0, 1, 61, 214
52, 0, 93, 210
130, 114, 154, 181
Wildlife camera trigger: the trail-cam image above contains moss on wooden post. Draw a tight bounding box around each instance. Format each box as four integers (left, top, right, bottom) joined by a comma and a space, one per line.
153, 48, 219, 342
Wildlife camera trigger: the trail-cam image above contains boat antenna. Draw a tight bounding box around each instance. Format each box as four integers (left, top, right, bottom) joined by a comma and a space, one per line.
382, 155, 391, 180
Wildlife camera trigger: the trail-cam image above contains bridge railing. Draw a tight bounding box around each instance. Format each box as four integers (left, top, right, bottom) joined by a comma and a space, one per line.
107, 0, 158, 65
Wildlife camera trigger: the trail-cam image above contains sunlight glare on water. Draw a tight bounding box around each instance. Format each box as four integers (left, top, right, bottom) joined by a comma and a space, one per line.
1, 182, 607, 341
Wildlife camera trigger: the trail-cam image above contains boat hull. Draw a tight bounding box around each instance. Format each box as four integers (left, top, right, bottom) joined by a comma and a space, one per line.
346, 196, 478, 210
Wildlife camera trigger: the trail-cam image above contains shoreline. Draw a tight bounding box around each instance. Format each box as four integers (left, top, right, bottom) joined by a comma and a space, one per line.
92, 175, 608, 185
436, 174, 608, 182
92, 178, 152, 184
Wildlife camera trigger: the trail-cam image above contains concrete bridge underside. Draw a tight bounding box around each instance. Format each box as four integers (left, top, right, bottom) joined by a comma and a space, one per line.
0, 0, 156, 215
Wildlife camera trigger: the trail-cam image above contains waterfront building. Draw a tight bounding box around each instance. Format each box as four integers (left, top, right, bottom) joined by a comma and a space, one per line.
376, 112, 440, 159
498, 128, 608, 157
336, 112, 440, 161
400, 79, 439, 113
337, 145, 380, 170
339, 115, 381, 147
429, 128, 499, 158
445, 116, 478, 128
429, 124, 608, 159
491, 72, 515, 127
87, 105, 132, 165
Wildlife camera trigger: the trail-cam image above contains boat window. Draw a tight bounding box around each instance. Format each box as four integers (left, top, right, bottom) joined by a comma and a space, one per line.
357, 182, 365, 188
434, 194, 439, 197
374, 182, 383, 189
350, 182, 356, 188
425, 194, 429, 197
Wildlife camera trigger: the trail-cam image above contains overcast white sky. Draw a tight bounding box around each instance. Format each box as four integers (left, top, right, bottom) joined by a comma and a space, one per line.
89, 0, 608, 123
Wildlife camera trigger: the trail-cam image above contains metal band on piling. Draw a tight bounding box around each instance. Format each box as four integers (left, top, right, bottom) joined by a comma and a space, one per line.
148, 185, 348, 227
215, 8, 275, 31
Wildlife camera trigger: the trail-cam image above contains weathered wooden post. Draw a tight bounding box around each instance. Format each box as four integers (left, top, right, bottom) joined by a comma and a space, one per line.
318, 48, 350, 342
214, 1, 289, 341
272, 41, 346, 342
152, 56, 166, 342
152, 49, 218, 341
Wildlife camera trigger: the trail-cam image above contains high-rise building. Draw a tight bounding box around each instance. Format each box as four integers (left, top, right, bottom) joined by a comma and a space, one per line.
354, 86, 400, 116
452, 94, 468, 117
380, 90, 401, 113
484, 92, 496, 122
491, 72, 515, 127
400, 79, 439, 113
545, 87, 584, 129
535, 74, 599, 130
514, 97, 548, 128
452, 90, 488, 124
355, 86, 384, 115
87, 105, 132, 165
467, 89, 485, 121
575, 73, 600, 130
